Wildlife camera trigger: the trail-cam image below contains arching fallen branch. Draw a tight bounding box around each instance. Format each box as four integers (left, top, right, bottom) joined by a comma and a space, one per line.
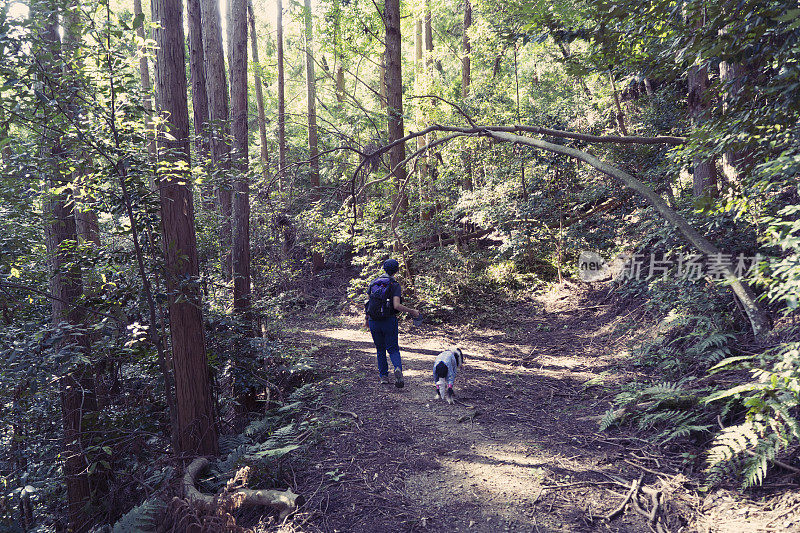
183, 457, 304, 521
486, 130, 769, 337
351, 122, 768, 336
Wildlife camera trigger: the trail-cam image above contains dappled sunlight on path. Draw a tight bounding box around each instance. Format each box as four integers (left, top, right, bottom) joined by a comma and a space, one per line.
297, 306, 656, 532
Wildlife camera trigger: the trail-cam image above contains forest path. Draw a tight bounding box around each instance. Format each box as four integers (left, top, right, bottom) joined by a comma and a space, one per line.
290, 282, 667, 532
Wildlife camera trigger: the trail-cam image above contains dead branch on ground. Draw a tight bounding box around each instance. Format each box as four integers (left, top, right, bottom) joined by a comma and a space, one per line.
183, 457, 304, 521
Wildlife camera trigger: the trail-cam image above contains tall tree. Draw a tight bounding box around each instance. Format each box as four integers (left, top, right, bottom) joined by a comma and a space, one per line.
461, 0, 473, 191
230, 0, 251, 321
248, 0, 269, 186
688, 63, 718, 197
35, 4, 93, 529
385, 0, 407, 215
151, 0, 218, 457
462, 0, 471, 98
133, 0, 156, 161
277, 0, 287, 191
415, 12, 430, 220
200, 0, 232, 277
304, 0, 320, 196
719, 59, 747, 185
333, 0, 345, 104
186, 0, 210, 163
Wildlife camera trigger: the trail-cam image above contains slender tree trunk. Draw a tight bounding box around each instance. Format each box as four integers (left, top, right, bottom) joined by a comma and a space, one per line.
608, 69, 629, 136
248, 0, 269, 186
303, 0, 320, 196
230, 0, 251, 322
462, 0, 471, 98
385, 0, 407, 218
151, 0, 218, 457
277, 0, 287, 191
461, 0, 472, 191
186, 0, 210, 164
514, 43, 527, 199
200, 0, 232, 277
415, 16, 430, 221
421, 2, 436, 212
687, 63, 718, 197
134, 0, 157, 161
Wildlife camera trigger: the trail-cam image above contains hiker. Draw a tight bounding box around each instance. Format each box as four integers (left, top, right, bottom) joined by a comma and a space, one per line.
364, 259, 420, 388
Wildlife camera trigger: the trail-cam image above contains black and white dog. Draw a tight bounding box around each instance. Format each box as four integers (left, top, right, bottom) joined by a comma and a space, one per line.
432, 347, 464, 404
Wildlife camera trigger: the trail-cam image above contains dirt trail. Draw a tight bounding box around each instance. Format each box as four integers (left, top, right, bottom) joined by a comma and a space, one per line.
289, 283, 678, 533
276, 279, 800, 533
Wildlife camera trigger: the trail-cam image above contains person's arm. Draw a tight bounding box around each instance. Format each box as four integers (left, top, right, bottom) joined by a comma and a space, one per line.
393, 296, 420, 317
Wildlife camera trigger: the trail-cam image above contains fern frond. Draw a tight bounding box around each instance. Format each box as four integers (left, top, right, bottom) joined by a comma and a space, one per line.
599, 408, 621, 431
111, 498, 165, 533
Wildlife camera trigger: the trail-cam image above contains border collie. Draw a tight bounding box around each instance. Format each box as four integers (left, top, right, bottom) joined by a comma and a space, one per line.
432, 347, 464, 404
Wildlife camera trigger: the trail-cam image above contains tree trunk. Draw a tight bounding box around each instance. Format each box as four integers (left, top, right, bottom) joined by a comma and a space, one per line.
230, 0, 251, 323
277, 0, 287, 191
134, 0, 157, 162
248, 0, 269, 186
608, 69, 629, 136
200, 0, 232, 277
151, 0, 218, 457
461, 0, 472, 191
422, 2, 436, 212
514, 43, 527, 199
687, 64, 718, 197
719, 60, 748, 185
34, 7, 94, 529
415, 16, 430, 221
385, 0, 407, 218
462, 0, 471, 98
424, 0, 441, 72
303, 0, 320, 196
186, 0, 210, 164
379, 51, 387, 109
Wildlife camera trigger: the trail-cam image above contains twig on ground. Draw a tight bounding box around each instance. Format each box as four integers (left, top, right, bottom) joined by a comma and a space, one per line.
604, 475, 641, 521
454, 398, 476, 409
457, 411, 480, 423
541, 480, 620, 490
314, 404, 360, 421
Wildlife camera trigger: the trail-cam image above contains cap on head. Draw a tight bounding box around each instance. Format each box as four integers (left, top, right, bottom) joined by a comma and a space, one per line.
383, 259, 399, 275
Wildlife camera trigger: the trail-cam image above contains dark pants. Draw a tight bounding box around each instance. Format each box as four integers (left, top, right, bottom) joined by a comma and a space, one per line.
368, 316, 402, 376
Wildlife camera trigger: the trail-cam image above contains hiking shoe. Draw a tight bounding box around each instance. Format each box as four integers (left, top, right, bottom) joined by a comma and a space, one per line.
380, 375, 391, 385
394, 367, 404, 388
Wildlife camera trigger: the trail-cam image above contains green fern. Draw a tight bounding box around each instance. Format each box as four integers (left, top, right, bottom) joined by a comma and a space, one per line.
111, 498, 165, 533
289, 383, 319, 402
599, 408, 621, 431
705, 342, 800, 488
600, 380, 710, 444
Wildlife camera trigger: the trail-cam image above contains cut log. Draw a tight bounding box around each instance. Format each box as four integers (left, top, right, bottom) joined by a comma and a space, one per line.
183, 457, 304, 521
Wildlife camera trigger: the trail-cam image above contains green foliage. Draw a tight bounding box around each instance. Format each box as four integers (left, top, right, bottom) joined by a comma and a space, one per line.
705, 342, 800, 488
110, 498, 166, 533
600, 379, 713, 444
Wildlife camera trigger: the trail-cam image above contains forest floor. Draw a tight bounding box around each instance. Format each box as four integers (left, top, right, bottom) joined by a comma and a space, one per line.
276, 273, 800, 533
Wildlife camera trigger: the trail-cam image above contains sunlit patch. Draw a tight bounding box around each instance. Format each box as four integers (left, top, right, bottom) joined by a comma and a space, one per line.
7, 1, 28, 21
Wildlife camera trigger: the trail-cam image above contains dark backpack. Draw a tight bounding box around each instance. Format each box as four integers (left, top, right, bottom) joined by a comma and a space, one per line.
365, 277, 397, 320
